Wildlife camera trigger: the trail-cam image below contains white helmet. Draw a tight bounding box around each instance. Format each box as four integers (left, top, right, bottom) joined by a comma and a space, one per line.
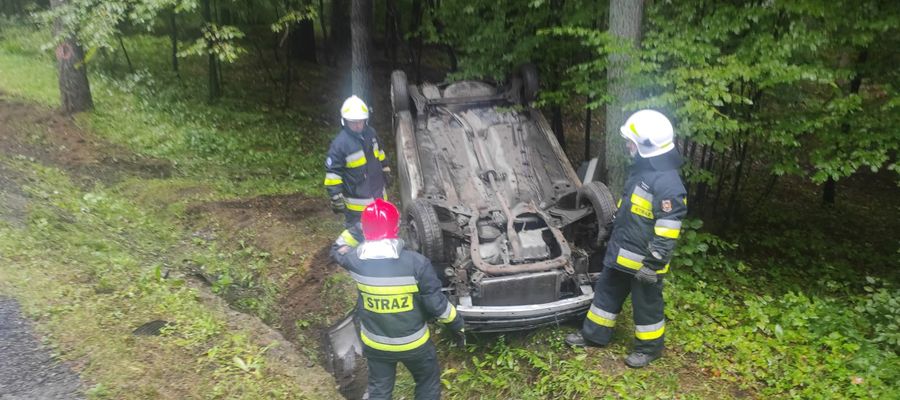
619, 109, 675, 158
341, 95, 369, 121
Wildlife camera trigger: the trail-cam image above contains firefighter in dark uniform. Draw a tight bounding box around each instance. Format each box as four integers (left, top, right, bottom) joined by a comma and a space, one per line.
566, 109, 687, 368
324, 95, 391, 247
331, 198, 465, 399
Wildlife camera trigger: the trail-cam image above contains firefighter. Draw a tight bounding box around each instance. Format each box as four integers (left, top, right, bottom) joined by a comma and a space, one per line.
565, 109, 687, 368
331, 198, 465, 400
324, 95, 392, 246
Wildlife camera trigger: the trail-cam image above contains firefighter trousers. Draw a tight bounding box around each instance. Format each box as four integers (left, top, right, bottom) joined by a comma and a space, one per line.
342, 209, 365, 244
581, 266, 666, 354
365, 342, 441, 400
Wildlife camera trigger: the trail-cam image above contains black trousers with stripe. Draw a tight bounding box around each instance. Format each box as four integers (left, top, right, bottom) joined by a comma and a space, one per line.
343, 209, 365, 242
581, 266, 666, 354
365, 341, 441, 400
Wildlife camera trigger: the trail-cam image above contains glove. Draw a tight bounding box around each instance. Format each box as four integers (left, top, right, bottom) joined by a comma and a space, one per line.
453, 329, 466, 348
382, 167, 392, 188
634, 266, 658, 284
330, 193, 346, 214
602, 220, 614, 241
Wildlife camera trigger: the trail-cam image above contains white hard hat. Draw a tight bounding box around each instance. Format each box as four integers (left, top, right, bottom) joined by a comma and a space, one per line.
341, 95, 369, 121
619, 109, 675, 158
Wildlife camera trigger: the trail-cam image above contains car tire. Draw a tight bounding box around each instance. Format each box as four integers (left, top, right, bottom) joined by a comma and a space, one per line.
391, 70, 410, 114
519, 63, 539, 104
405, 199, 444, 263
580, 181, 617, 248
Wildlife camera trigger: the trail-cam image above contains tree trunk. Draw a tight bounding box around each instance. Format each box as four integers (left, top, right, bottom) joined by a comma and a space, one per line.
724, 141, 749, 228
410, 0, 424, 82
823, 177, 836, 205
318, 0, 330, 64
202, 0, 221, 101
430, 14, 457, 72
695, 144, 711, 215
50, 0, 93, 114
330, 0, 351, 66
385, 0, 401, 69
117, 34, 134, 73
291, 19, 317, 63
283, 38, 294, 108
351, 0, 373, 103
552, 105, 565, 150
169, 9, 180, 78
584, 102, 592, 163
604, 0, 643, 193
825, 50, 868, 205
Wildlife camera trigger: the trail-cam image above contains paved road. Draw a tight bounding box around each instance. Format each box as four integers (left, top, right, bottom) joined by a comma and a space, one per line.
0, 296, 83, 400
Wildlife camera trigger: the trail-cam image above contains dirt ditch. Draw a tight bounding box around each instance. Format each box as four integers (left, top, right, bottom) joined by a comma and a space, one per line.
0, 96, 355, 398
186, 193, 366, 398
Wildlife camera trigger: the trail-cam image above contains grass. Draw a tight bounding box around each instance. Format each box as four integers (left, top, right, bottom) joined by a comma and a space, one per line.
0, 17, 342, 399
0, 157, 338, 399
0, 19, 58, 105
0, 51, 58, 105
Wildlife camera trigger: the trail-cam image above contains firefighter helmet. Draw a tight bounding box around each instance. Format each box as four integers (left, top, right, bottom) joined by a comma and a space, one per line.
341, 95, 370, 121
619, 110, 675, 158
361, 198, 400, 240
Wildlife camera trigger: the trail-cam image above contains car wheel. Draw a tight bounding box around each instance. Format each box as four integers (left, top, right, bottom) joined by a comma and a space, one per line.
405, 199, 444, 263
580, 181, 617, 248
519, 63, 539, 104
391, 70, 410, 113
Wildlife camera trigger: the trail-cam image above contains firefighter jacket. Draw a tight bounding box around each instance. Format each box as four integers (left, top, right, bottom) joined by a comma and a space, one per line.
330, 239, 464, 354
323, 126, 388, 212
603, 152, 687, 275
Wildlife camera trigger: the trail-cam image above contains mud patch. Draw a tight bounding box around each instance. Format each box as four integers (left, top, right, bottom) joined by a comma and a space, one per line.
0, 96, 172, 186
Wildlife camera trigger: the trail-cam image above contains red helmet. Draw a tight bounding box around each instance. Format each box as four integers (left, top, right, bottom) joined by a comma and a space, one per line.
361, 198, 400, 240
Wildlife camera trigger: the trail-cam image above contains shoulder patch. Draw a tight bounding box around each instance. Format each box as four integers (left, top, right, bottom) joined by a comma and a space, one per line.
661, 199, 673, 213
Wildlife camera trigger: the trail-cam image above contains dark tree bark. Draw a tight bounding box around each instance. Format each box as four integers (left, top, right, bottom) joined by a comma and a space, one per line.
429, 14, 457, 72
825, 50, 868, 204
724, 140, 749, 227
409, 0, 423, 82
385, 0, 401, 68
350, 0, 373, 103
584, 103, 592, 163
168, 9, 180, 78
281, 0, 294, 107
552, 105, 565, 150
695, 144, 711, 214
50, 0, 93, 114
330, 0, 351, 66
252, 40, 278, 86
823, 177, 836, 205
605, 0, 643, 193
283, 37, 294, 108
116, 34, 134, 73
202, 0, 221, 101
318, 0, 330, 64
290, 19, 317, 63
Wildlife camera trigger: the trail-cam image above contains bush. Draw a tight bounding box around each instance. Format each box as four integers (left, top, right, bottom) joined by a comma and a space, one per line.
667, 221, 899, 398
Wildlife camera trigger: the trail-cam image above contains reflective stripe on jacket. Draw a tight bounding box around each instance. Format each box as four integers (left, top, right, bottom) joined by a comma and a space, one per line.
330, 241, 463, 353
603, 155, 687, 275
323, 126, 387, 209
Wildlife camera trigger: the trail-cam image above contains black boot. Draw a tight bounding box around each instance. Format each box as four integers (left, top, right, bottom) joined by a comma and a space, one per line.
564, 332, 605, 348
624, 351, 661, 368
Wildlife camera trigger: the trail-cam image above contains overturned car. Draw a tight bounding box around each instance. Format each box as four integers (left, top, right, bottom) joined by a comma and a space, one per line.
324, 68, 618, 397
390, 65, 616, 332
